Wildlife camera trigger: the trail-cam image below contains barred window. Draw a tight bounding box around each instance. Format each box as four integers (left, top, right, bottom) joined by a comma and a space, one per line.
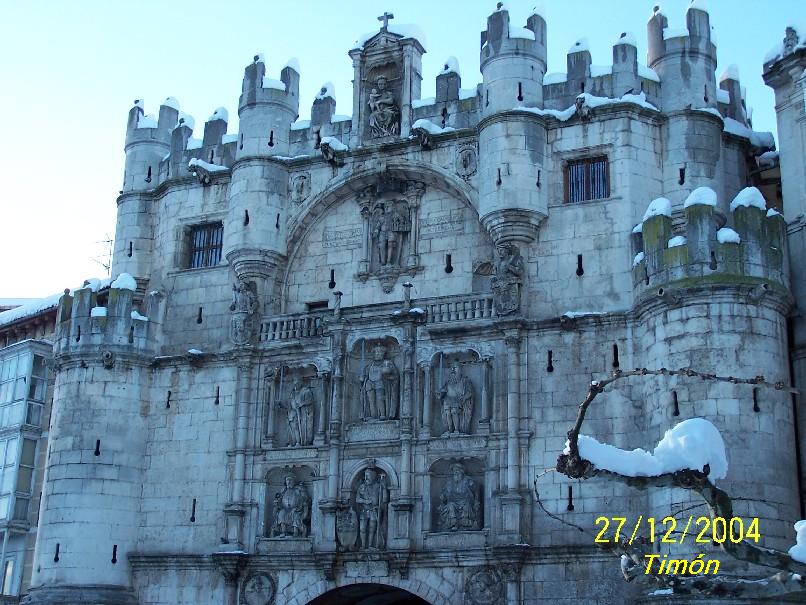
565, 156, 609, 203
189, 223, 223, 269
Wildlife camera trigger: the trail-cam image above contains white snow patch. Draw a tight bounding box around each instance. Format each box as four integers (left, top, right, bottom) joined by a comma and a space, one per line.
717, 89, 730, 104
90, 306, 107, 318
459, 87, 477, 100
332, 114, 351, 122
222, 133, 238, 144
509, 25, 535, 40
412, 97, 436, 109
137, 113, 158, 129
83, 278, 106, 292
131, 310, 148, 321
693, 106, 723, 120
684, 186, 717, 209
515, 91, 658, 122
649, 588, 674, 596
663, 27, 689, 40
788, 521, 806, 564
569, 38, 589, 53
719, 64, 740, 82
352, 24, 427, 51
188, 158, 228, 173
590, 65, 612, 77
187, 348, 204, 355
253, 53, 264, 64
440, 57, 461, 77
767, 208, 782, 218
315, 82, 335, 101
687, 0, 708, 12
632, 223, 642, 234
320, 136, 348, 152
633, 251, 645, 266
186, 138, 203, 150
291, 119, 311, 131
764, 23, 806, 64
730, 186, 767, 212
717, 227, 741, 244
411, 119, 455, 135
638, 65, 660, 82
615, 31, 637, 46
162, 96, 180, 110
0, 278, 113, 328
543, 72, 567, 85
111, 273, 137, 291
262, 77, 286, 91
134, 99, 144, 109
569, 417, 728, 480
723, 118, 775, 149
177, 112, 195, 130
668, 236, 687, 248
284, 57, 300, 72
208, 107, 228, 122
642, 197, 672, 222
562, 311, 606, 319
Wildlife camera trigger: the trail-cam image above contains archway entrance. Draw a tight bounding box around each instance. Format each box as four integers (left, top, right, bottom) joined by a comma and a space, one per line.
306, 583, 432, 605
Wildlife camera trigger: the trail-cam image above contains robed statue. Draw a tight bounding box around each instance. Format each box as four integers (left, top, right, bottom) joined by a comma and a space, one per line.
280, 378, 315, 447
270, 475, 311, 538
438, 463, 481, 531
438, 362, 474, 435
368, 76, 399, 137
361, 345, 400, 420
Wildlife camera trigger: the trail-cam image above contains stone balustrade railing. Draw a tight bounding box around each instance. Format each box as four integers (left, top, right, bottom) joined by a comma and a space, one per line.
259, 311, 325, 342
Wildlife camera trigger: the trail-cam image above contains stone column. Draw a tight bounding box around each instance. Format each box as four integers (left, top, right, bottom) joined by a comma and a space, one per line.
504, 332, 521, 490
405, 181, 425, 268
420, 362, 432, 438
357, 186, 374, 275
212, 552, 246, 605
225, 356, 252, 548
400, 330, 415, 496
315, 370, 330, 445
401, 49, 413, 137
478, 356, 492, 434
264, 366, 277, 446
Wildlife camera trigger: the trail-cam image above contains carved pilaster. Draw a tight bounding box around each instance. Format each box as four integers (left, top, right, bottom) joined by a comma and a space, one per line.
405, 181, 425, 267
263, 366, 278, 446
315, 371, 330, 445
478, 356, 492, 434
357, 186, 375, 275
419, 361, 432, 439
504, 331, 521, 492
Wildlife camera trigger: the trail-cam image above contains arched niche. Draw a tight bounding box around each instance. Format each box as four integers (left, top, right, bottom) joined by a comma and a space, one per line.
345, 336, 402, 429
336, 461, 397, 552
261, 465, 317, 541
282, 164, 494, 313
427, 457, 485, 535
428, 349, 484, 436
265, 363, 324, 448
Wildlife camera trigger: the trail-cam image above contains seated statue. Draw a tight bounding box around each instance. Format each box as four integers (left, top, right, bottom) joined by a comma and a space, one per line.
437, 463, 480, 531
270, 475, 310, 538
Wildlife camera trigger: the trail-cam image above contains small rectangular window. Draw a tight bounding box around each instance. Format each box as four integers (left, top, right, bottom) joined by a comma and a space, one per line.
188, 222, 223, 269
565, 156, 609, 203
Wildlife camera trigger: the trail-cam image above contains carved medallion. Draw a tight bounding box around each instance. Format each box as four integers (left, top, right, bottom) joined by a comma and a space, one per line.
290, 173, 310, 204
456, 146, 477, 179
465, 567, 504, 605
241, 573, 276, 605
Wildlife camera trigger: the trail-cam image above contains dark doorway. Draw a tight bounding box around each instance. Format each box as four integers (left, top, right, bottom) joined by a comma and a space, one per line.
306, 583, 431, 605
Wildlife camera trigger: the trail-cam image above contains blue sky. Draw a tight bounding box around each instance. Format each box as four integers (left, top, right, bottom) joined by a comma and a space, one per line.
0, 0, 799, 296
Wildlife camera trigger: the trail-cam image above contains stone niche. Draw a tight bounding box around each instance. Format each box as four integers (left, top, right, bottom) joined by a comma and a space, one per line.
345, 336, 401, 441
427, 351, 485, 437
424, 458, 486, 549
257, 465, 316, 553
266, 364, 323, 449
364, 61, 402, 140
337, 464, 393, 552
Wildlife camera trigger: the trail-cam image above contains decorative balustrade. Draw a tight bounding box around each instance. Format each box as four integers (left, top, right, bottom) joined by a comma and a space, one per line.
424, 293, 495, 323
259, 312, 325, 342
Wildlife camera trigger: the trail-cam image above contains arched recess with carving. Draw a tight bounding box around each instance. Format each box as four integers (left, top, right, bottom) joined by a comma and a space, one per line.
282, 161, 495, 313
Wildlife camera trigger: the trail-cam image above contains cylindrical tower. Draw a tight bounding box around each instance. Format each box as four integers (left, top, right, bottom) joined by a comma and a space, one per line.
478, 6, 548, 246
24, 282, 153, 605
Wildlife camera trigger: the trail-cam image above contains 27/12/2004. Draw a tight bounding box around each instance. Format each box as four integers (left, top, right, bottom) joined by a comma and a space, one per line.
593, 516, 761, 545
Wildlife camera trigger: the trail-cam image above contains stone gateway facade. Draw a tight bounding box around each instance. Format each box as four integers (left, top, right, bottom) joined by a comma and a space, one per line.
13, 5, 806, 605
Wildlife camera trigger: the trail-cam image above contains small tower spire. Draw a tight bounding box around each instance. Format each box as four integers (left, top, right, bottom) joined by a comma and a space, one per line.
377, 11, 394, 31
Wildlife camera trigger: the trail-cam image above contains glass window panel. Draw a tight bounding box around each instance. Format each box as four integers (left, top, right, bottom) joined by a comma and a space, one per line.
5, 439, 18, 466
6, 403, 23, 426
0, 498, 9, 520
15, 468, 32, 494
12, 497, 28, 522
13, 378, 26, 401
20, 440, 35, 467
1, 559, 12, 595
1, 473, 14, 494
31, 355, 46, 378
28, 378, 45, 402
0, 383, 8, 405
26, 403, 42, 427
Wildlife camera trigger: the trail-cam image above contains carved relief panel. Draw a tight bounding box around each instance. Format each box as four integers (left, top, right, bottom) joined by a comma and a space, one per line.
364, 63, 402, 139
337, 465, 391, 551
260, 466, 316, 546
264, 365, 328, 448
344, 337, 401, 442
427, 351, 486, 437
429, 458, 485, 533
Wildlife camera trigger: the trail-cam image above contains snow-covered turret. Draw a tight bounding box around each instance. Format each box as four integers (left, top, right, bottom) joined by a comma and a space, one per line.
123, 97, 178, 192
236, 55, 300, 158
480, 4, 547, 114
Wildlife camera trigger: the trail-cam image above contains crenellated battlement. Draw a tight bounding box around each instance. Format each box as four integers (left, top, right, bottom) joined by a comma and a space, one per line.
54, 274, 156, 358
633, 187, 787, 296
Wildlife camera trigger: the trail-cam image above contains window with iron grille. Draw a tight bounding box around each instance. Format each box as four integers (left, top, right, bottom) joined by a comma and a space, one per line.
565, 156, 610, 203
188, 223, 223, 269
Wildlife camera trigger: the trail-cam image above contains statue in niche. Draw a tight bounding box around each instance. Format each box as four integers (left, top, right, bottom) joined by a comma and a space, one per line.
230, 277, 258, 345
355, 468, 389, 550
491, 243, 525, 316
280, 378, 315, 446
373, 202, 410, 267
368, 75, 399, 137
438, 463, 481, 532
270, 475, 311, 538
438, 362, 474, 435
361, 344, 400, 420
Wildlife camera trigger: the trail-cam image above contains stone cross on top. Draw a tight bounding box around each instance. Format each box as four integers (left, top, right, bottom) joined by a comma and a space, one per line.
377, 11, 394, 31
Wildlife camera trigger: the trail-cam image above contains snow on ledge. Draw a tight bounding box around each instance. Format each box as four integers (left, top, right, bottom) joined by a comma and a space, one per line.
789, 521, 806, 563
411, 119, 455, 135
514, 92, 658, 122
111, 273, 137, 291
561, 311, 606, 319
668, 236, 687, 248
567, 417, 728, 480
291, 119, 311, 131
615, 31, 636, 46
642, 197, 672, 222
412, 97, 436, 109
723, 118, 775, 149
352, 24, 427, 51
730, 186, 767, 212
136, 113, 158, 129
0, 277, 113, 328
568, 38, 589, 53
162, 96, 180, 110
320, 136, 348, 152
543, 73, 567, 85
509, 25, 535, 40
315, 82, 335, 101
90, 306, 107, 318
208, 107, 228, 122
188, 158, 228, 173
262, 77, 286, 91
633, 251, 645, 266
439, 56, 461, 78
131, 311, 149, 321
683, 186, 717, 209
716, 227, 741, 244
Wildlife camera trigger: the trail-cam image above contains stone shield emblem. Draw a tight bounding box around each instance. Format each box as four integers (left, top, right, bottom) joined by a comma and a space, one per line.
336, 507, 358, 550
241, 572, 276, 605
